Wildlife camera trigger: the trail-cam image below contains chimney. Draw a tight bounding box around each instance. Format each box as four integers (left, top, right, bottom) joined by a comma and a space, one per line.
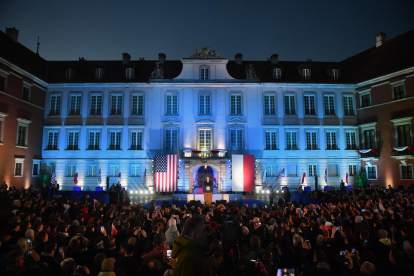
235, 53, 243, 65
122, 53, 131, 64
158, 53, 166, 64
270, 54, 279, 65
6, 27, 19, 42
376, 32, 386, 47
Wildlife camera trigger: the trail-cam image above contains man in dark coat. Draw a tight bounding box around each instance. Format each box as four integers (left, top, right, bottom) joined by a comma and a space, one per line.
283, 188, 291, 203
314, 175, 319, 191
269, 187, 274, 206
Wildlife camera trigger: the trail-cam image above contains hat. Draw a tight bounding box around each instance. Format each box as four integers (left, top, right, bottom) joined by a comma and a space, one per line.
378, 229, 388, 239
102, 257, 116, 272
355, 216, 363, 223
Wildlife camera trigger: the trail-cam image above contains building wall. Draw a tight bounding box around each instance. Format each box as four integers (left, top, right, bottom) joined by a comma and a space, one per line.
0, 64, 46, 188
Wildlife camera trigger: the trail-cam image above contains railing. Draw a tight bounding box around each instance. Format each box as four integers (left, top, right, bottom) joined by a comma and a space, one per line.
360, 151, 379, 158
391, 149, 414, 156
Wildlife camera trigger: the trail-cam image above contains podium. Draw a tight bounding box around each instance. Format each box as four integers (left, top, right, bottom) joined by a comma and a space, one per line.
203, 182, 213, 205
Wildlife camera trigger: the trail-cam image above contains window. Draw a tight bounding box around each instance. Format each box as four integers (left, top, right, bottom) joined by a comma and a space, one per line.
265, 131, 277, 150
165, 129, 178, 150
345, 132, 357, 150
302, 69, 310, 80
361, 93, 371, 107
328, 164, 338, 176
67, 165, 77, 177
306, 131, 318, 150
267, 165, 277, 176
326, 131, 338, 150
95, 68, 104, 80
69, 95, 81, 115
32, 160, 40, 176
343, 95, 355, 115
331, 69, 339, 80
90, 95, 102, 115
132, 95, 144, 115
401, 165, 413, 179
126, 68, 134, 79
67, 131, 79, 150
230, 129, 243, 150
88, 165, 97, 177
304, 95, 316, 115
364, 129, 376, 149
22, 86, 30, 101
16, 118, 30, 147
198, 129, 212, 150
130, 131, 143, 150
200, 66, 209, 80
199, 94, 211, 115
349, 165, 357, 176
66, 68, 74, 80
49, 95, 61, 115
88, 131, 100, 150
324, 95, 335, 115
166, 94, 178, 115
272, 68, 281, 79
0, 75, 6, 91
46, 131, 58, 150
308, 165, 318, 176
230, 94, 242, 115
109, 165, 119, 177
46, 164, 56, 175
284, 95, 296, 115
0, 113, 7, 145
264, 94, 276, 115
393, 85, 405, 100
286, 131, 298, 150
111, 95, 123, 115
109, 131, 121, 150
397, 125, 411, 146
131, 164, 141, 177
14, 159, 24, 176
367, 166, 377, 179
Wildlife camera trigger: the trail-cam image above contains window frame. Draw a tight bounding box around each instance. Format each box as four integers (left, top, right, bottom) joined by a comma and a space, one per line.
272, 68, 281, 80
323, 94, 336, 116
125, 68, 134, 80
391, 117, 413, 147
304, 93, 316, 116
198, 128, 213, 151
108, 130, 122, 150
400, 164, 413, 180
95, 68, 104, 80
199, 92, 212, 116
130, 164, 141, 177
165, 128, 178, 150
66, 130, 80, 150
325, 130, 339, 150
308, 164, 318, 177
200, 65, 210, 80
87, 130, 100, 150
45, 130, 59, 150
331, 69, 339, 80
230, 93, 243, 115
367, 165, 378, 180
131, 93, 145, 116
0, 112, 8, 145
265, 130, 278, 150
67, 164, 77, 177
87, 164, 98, 177
68, 93, 82, 116
32, 160, 41, 177
349, 164, 357, 176
343, 94, 355, 116
285, 130, 299, 150
109, 164, 120, 177
89, 93, 103, 116
284, 94, 296, 115
305, 130, 319, 150
391, 80, 406, 101
230, 128, 244, 150
22, 82, 32, 102
66, 68, 74, 80
345, 131, 358, 150
359, 90, 371, 108
263, 93, 276, 116
130, 129, 143, 150
302, 68, 310, 80
110, 93, 123, 115
14, 158, 24, 177
0, 70, 8, 92
165, 92, 179, 116
16, 118, 31, 148
266, 164, 277, 177
49, 93, 61, 116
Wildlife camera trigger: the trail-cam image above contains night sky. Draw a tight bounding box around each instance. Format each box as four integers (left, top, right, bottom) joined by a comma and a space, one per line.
1, 0, 413, 62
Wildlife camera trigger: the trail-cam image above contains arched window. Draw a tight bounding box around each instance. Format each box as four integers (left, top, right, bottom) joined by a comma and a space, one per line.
66, 68, 74, 80
331, 69, 339, 80
126, 68, 134, 80
302, 69, 310, 80
200, 66, 209, 80
272, 68, 281, 79
95, 68, 104, 80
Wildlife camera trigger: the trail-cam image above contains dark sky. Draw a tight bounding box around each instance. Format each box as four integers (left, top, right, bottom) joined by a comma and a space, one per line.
1, 0, 413, 62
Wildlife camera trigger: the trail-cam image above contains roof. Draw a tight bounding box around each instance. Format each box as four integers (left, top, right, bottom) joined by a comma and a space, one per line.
341, 29, 414, 83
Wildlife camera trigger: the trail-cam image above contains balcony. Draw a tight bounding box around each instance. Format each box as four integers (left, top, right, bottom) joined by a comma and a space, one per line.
391, 147, 414, 165
359, 150, 379, 158
359, 149, 379, 167
182, 150, 227, 159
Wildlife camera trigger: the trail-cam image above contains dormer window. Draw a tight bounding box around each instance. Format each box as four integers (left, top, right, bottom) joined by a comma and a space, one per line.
331, 69, 339, 80
200, 66, 209, 80
272, 68, 281, 79
126, 68, 134, 80
95, 68, 104, 80
302, 69, 310, 80
66, 68, 74, 80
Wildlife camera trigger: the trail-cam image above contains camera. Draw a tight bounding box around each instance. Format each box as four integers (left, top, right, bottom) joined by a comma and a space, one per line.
166, 249, 172, 258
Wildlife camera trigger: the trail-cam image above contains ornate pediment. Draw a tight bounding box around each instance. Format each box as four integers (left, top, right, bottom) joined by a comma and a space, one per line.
227, 117, 247, 128
162, 118, 181, 127
196, 117, 215, 125
189, 47, 221, 59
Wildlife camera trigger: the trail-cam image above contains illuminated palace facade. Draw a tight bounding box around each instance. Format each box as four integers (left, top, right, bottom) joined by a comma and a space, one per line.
1, 29, 413, 191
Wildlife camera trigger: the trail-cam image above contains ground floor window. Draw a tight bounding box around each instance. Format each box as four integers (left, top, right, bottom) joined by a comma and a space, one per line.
401, 165, 413, 179
367, 166, 377, 179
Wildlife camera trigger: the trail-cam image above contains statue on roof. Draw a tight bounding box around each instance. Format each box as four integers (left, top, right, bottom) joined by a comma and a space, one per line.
150, 62, 164, 79
245, 63, 258, 79
189, 47, 221, 59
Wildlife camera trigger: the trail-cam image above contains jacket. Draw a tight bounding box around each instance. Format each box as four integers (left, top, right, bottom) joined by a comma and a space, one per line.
172, 236, 214, 276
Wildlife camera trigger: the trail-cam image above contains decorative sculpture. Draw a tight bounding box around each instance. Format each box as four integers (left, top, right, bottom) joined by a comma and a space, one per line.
150, 62, 164, 79
189, 47, 221, 59
245, 63, 258, 79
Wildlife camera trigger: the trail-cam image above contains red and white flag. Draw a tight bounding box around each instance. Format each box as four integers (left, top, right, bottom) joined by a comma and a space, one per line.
93, 199, 99, 205
213, 176, 217, 184
154, 155, 178, 192
111, 223, 118, 236
232, 155, 255, 192
346, 173, 349, 184
73, 170, 78, 185
301, 172, 306, 184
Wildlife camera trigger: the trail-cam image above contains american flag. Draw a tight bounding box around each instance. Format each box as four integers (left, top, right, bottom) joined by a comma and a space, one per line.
154, 155, 177, 192
51, 171, 56, 184
276, 168, 285, 182
142, 168, 146, 186
324, 168, 328, 184
97, 168, 101, 184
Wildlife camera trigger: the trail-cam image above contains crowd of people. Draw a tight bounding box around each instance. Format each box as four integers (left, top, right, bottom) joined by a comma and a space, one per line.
0, 183, 414, 276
